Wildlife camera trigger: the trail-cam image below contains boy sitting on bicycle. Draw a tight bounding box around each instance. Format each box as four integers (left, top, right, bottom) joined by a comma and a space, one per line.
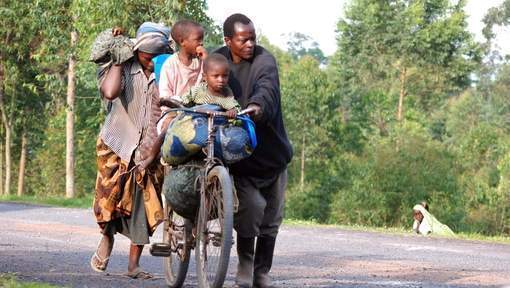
158, 54, 251, 166
142, 54, 241, 168
177, 53, 240, 118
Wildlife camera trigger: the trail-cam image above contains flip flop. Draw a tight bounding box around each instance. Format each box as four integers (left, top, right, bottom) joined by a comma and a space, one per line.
125, 267, 154, 279
90, 236, 114, 273
90, 252, 109, 273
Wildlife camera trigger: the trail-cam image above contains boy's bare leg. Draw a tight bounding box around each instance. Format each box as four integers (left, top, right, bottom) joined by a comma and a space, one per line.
126, 244, 153, 279
128, 244, 143, 272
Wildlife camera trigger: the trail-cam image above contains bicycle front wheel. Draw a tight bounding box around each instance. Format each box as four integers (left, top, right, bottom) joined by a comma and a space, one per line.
163, 201, 191, 287
195, 166, 234, 288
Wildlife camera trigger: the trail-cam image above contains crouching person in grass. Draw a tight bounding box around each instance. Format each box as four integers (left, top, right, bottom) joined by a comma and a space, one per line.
413, 201, 455, 237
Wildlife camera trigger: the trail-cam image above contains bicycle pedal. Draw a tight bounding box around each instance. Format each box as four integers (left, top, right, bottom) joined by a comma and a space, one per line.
150, 243, 172, 257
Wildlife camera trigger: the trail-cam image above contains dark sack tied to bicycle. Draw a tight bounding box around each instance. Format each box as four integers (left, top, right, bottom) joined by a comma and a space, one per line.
161, 104, 256, 219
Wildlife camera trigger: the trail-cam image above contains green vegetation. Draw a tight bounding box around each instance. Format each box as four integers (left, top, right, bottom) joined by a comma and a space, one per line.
1, 0, 510, 237
0, 194, 93, 209
0, 274, 59, 288
276, 0, 510, 237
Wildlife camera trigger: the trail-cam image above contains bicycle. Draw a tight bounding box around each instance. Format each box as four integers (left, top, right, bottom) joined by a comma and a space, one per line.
151, 99, 254, 288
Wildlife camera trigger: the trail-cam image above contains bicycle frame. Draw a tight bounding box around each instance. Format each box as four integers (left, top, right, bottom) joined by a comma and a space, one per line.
155, 103, 254, 288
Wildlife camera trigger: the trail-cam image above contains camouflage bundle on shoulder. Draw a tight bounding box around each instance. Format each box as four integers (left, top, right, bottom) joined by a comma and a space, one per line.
90, 27, 134, 66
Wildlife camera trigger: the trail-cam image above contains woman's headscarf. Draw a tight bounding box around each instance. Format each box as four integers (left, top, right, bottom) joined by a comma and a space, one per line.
133, 22, 172, 55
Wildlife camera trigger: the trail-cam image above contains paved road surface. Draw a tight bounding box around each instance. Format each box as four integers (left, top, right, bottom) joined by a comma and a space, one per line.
1, 202, 510, 288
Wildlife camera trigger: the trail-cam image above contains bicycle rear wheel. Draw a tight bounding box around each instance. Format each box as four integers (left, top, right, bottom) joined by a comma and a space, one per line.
195, 166, 234, 288
163, 200, 191, 287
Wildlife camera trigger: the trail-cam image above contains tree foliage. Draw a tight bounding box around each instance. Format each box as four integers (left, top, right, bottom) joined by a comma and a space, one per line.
0, 0, 216, 196
278, 0, 509, 235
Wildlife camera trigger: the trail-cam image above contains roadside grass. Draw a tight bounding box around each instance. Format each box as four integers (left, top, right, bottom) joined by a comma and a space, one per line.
283, 218, 510, 244
0, 194, 93, 209
0, 274, 59, 288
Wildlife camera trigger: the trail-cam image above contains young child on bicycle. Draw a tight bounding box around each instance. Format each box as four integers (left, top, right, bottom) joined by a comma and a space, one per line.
157, 54, 245, 166
179, 53, 240, 118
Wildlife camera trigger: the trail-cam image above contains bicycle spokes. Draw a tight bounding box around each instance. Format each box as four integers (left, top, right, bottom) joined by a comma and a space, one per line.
168, 222, 188, 261
196, 166, 233, 288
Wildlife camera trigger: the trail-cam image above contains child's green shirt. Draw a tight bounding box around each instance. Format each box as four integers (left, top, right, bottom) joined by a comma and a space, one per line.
181, 82, 241, 112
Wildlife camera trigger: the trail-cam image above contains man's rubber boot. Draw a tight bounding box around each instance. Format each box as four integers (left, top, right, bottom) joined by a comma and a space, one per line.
234, 236, 255, 288
253, 236, 277, 288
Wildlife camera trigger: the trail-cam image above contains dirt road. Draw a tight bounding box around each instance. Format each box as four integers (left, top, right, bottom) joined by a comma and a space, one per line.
1, 202, 509, 287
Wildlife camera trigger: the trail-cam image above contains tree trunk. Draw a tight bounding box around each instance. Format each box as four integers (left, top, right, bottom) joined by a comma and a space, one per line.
340, 106, 349, 125
0, 62, 11, 195
376, 116, 388, 136
17, 129, 27, 196
0, 129, 3, 196
397, 67, 407, 122
66, 30, 77, 198
300, 133, 306, 191
0, 62, 2, 196
2, 119, 11, 196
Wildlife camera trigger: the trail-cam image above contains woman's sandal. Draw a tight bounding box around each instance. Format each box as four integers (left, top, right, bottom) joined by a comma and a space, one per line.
90, 252, 109, 273
90, 236, 114, 273
125, 267, 154, 279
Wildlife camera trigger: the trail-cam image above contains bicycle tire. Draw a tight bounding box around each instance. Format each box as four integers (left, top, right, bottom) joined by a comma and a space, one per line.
195, 165, 234, 288
163, 200, 191, 288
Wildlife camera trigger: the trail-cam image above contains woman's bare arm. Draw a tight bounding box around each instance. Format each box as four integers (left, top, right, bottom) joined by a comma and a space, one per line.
100, 64, 122, 100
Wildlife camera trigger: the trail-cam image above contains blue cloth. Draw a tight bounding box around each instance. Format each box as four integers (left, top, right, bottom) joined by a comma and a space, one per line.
237, 115, 257, 149
152, 54, 173, 85
161, 105, 223, 165
162, 104, 256, 165
214, 125, 253, 164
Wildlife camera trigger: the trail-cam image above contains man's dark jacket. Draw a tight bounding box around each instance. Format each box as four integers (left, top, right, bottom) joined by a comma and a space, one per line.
215, 45, 293, 179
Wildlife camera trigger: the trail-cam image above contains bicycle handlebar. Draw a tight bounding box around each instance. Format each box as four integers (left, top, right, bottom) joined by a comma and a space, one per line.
238, 107, 256, 116
188, 107, 255, 117
159, 97, 255, 117
158, 106, 255, 125
168, 107, 255, 117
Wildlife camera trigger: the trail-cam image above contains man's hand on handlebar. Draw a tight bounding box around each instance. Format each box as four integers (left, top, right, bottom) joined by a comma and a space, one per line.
245, 103, 262, 121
